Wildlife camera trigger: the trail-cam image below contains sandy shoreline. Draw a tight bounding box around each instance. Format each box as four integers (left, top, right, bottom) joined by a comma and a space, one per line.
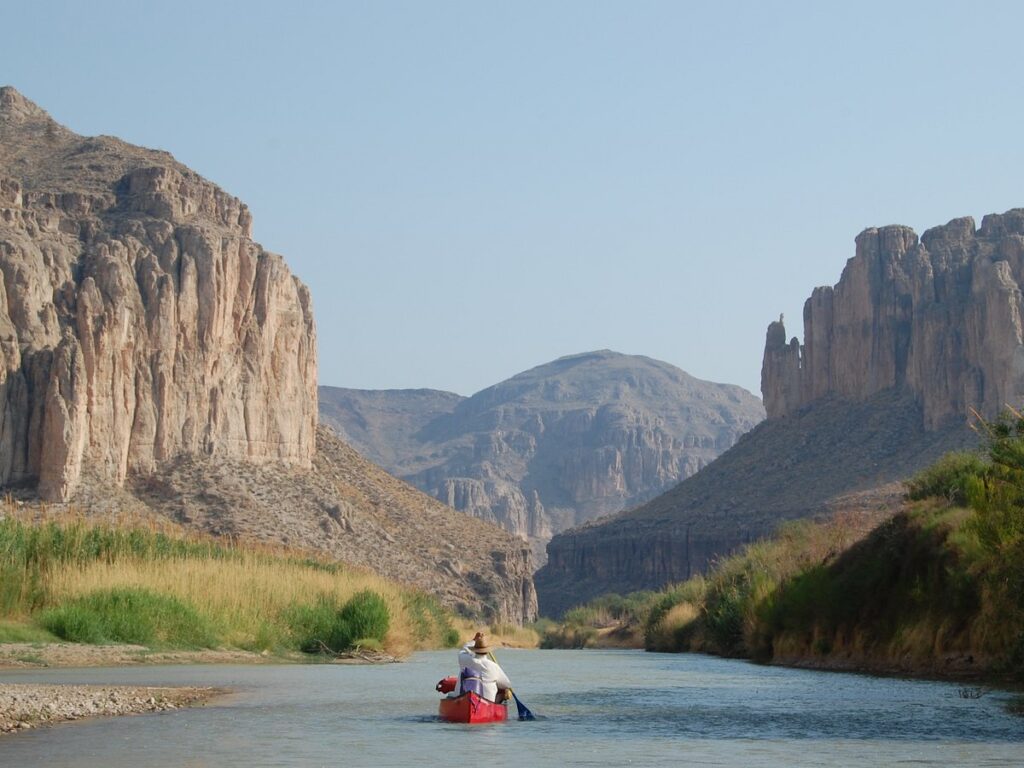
0, 642, 271, 669
0, 641, 400, 670
0, 684, 226, 735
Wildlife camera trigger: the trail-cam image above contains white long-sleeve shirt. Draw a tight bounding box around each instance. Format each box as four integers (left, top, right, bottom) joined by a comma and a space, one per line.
455, 643, 511, 702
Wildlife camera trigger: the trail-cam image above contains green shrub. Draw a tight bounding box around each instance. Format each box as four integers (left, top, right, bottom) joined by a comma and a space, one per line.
285, 598, 343, 653
644, 579, 706, 648
906, 451, 988, 504
703, 581, 748, 653
39, 588, 217, 648
288, 590, 390, 654
530, 618, 557, 635
340, 590, 390, 643
539, 624, 596, 649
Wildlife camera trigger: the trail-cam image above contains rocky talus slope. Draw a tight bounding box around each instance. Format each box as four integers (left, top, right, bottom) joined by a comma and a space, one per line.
0, 86, 316, 501
536, 212, 1024, 615
117, 426, 537, 623
536, 392, 972, 615
320, 351, 765, 565
0, 87, 536, 623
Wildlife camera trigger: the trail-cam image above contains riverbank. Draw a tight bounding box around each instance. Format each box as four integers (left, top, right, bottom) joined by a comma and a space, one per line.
0, 642, 270, 669
0, 641, 407, 669
0, 683, 225, 735
542, 433, 1024, 684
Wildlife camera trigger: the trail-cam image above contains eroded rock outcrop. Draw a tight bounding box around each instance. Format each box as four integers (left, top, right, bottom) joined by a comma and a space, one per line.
763, 212, 1024, 428
0, 86, 317, 500
537, 211, 1018, 615
1, 88, 537, 624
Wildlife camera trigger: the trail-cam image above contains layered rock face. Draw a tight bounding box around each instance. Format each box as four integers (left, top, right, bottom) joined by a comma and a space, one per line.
0, 87, 317, 500
1, 88, 537, 623
763, 213, 1024, 428
320, 351, 765, 565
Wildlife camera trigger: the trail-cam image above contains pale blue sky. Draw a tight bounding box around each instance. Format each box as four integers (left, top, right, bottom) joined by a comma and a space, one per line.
4, 1, 1024, 396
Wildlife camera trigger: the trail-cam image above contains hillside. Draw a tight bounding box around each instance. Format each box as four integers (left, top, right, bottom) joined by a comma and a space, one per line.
319, 350, 765, 564
536, 392, 974, 615
115, 427, 537, 622
535, 210, 1024, 615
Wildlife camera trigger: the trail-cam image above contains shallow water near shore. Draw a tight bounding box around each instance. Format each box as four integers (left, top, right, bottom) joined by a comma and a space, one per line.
0, 649, 1021, 767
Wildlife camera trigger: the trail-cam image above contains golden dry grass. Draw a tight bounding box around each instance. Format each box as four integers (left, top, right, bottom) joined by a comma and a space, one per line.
0, 510, 452, 656
45, 556, 424, 654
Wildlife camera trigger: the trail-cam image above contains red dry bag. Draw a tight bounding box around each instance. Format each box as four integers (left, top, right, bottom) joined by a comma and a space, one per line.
435, 676, 457, 693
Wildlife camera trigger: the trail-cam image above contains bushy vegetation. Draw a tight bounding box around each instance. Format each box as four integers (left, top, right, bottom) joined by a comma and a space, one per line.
906, 451, 988, 504
643, 514, 875, 657
287, 590, 391, 653
628, 410, 1024, 679
0, 514, 457, 656
540, 591, 657, 648
40, 588, 217, 648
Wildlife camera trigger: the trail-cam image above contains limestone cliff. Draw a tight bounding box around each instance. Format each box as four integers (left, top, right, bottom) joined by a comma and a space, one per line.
0, 86, 317, 500
0, 88, 537, 623
320, 351, 765, 565
763, 213, 1024, 428
536, 211, 1023, 616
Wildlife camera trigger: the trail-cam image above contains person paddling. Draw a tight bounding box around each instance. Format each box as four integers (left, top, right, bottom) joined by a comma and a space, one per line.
454, 632, 511, 703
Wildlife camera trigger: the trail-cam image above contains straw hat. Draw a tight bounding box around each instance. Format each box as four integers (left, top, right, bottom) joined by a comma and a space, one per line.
470, 632, 491, 654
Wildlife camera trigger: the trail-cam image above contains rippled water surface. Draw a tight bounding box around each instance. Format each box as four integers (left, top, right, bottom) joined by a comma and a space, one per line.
1, 650, 1021, 767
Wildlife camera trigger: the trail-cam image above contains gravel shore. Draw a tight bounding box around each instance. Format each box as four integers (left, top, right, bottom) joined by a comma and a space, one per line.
0, 684, 225, 734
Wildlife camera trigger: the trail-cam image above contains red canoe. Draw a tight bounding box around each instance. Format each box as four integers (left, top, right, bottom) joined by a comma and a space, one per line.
438, 691, 508, 724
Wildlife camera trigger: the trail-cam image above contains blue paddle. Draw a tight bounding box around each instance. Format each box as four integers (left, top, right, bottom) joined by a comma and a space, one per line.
510, 689, 535, 721
488, 651, 536, 721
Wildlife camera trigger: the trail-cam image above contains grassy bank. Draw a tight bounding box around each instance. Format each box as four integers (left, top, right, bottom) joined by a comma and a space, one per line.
0, 512, 459, 657
537, 592, 656, 649
545, 413, 1024, 681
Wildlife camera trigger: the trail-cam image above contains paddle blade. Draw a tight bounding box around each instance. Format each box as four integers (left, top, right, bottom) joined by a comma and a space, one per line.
511, 691, 535, 721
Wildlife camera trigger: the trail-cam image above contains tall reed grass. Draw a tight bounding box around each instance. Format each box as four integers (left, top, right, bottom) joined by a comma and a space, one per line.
0, 512, 456, 655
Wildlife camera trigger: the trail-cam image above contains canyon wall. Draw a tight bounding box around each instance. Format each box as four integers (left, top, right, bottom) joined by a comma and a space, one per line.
537, 211, 1023, 615
763, 213, 1024, 428
0, 86, 317, 501
1, 87, 537, 623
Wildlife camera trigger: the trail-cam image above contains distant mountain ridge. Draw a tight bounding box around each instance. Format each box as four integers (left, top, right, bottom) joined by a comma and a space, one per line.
320, 350, 765, 564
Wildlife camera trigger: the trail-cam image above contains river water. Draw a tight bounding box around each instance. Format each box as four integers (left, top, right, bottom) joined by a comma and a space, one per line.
0, 649, 1021, 767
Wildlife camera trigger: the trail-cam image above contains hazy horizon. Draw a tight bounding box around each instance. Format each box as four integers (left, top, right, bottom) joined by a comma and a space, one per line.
4, 1, 1023, 397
